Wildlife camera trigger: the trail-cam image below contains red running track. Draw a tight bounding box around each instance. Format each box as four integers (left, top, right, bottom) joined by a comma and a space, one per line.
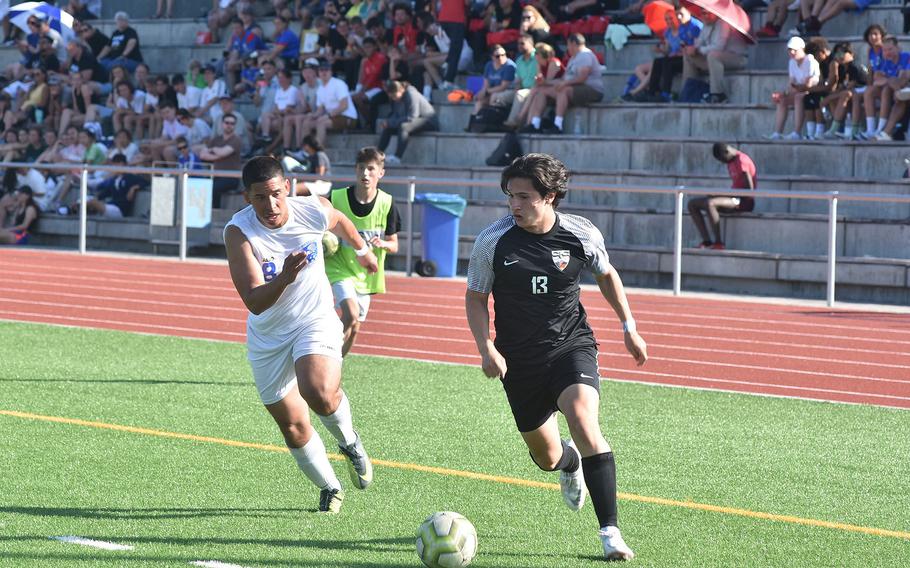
2, 248, 910, 409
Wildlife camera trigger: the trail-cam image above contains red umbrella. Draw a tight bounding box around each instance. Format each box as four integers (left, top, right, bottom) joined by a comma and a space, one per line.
682, 0, 756, 45
642, 0, 676, 36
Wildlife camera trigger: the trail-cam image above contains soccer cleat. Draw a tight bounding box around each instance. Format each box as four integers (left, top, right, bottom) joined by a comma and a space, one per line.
318, 487, 344, 514
600, 526, 635, 561
338, 432, 373, 489
558, 439, 586, 511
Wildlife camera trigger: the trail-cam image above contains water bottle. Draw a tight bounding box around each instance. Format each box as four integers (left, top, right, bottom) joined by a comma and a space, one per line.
34, 108, 44, 124
573, 119, 582, 135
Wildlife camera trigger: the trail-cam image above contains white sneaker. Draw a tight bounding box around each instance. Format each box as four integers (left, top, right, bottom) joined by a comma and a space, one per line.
558, 439, 586, 511
600, 526, 635, 561
803, 133, 816, 140
860, 130, 877, 140
764, 132, 783, 140
874, 131, 892, 141
784, 131, 801, 140
384, 154, 401, 165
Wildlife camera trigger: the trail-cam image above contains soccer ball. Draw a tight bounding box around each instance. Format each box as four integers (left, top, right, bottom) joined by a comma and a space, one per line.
416, 511, 477, 568
322, 231, 339, 257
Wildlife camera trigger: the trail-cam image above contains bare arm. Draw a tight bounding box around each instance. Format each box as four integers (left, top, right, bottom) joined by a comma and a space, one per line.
369, 232, 398, 253
224, 224, 309, 315
595, 265, 648, 366
743, 171, 755, 190
465, 289, 507, 378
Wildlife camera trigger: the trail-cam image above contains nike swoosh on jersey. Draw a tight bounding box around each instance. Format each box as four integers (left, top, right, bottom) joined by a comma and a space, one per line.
580, 373, 596, 379
503, 259, 519, 266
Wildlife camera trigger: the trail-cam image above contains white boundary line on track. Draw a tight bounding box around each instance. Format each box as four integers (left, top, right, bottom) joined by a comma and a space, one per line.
0, 313, 245, 339
50, 536, 133, 551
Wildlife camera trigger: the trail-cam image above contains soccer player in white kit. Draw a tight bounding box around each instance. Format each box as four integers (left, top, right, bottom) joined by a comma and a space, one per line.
224, 156, 379, 513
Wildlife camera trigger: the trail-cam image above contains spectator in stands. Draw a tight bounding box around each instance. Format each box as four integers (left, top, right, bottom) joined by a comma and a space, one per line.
411, 13, 450, 97
351, 39, 388, 128
74, 154, 143, 218
177, 108, 214, 148
139, 103, 188, 163
823, 43, 867, 138
257, 68, 299, 147
519, 5, 550, 44
98, 12, 144, 74
63, 40, 109, 100
302, 17, 347, 65
802, 38, 835, 140
77, 21, 110, 59
0, 128, 27, 162
870, 45, 910, 141
860, 36, 910, 140
214, 95, 252, 155
514, 42, 562, 128
175, 136, 203, 169
471, 44, 516, 116
681, 11, 748, 104
44, 78, 65, 133
437, 0, 466, 91
107, 129, 140, 163
376, 79, 438, 165
195, 113, 244, 207
198, 65, 228, 123
501, 34, 537, 128
521, 34, 603, 134
21, 127, 46, 163
332, 18, 363, 87
283, 61, 320, 151
0, 93, 14, 132
233, 52, 261, 97
68, 0, 100, 21
269, 16, 301, 71
14, 67, 49, 125
767, 37, 819, 140
252, 59, 280, 127
297, 135, 332, 175
324, 0, 343, 24
34, 130, 58, 165
209, 1, 248, 44
155, 0, 175, 19
807, 0, 883, 36
187, 60, 208, 90
0, 186, 39, 245
688, 143, 756, 250
112, 81, 147, 141
392, 3, 420, 62
174, 74, 203, 115
306, 60, 358, 145
636, 7, 702, 103
756, 0, 790, 38
33, 36, 61, 75
80, 128, 107, 165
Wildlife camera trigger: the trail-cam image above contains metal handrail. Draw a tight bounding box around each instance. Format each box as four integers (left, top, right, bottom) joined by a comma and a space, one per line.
5, 160, 910, 307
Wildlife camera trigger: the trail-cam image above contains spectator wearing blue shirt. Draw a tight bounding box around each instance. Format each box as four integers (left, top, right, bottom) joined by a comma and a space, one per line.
637, 7, 702, 102
175, 136, 205, 170
472, 44, 517, 115
861, 36, 910, 138
81, 154, 145, 218
869, 37, 910, 140
267, 17, 301, 71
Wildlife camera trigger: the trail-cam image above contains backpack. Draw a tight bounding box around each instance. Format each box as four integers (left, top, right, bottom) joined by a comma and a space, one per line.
485, 132, 523, 167
678, 78, 710, 103
467, 105, 510, 133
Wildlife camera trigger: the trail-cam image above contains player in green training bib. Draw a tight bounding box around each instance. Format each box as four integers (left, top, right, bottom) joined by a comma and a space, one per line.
325, 147, 402, 356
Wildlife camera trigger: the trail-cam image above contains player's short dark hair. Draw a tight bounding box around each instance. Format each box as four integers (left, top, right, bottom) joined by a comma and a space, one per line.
242, 156, 284, 191
712, 142, 735, 162
356, 146, 385, 166
863, 24, 885, 44
500, 153, 569, 208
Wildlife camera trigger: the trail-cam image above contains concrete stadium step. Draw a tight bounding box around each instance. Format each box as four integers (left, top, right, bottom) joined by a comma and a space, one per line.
601, 69, 784, 105
322, 161, 910, 220
602, 35, 908, 70
437, 101, 783, 139
749, 5, 904, 38
323, 131, 910, 180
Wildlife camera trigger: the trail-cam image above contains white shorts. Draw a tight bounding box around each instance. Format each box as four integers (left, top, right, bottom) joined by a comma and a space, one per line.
247, 316, 343, 405
103, 203, 124, 218
332, 279, 371, 322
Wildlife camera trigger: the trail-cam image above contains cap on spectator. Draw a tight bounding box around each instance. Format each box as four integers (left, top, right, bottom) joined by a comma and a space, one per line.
84, 122, 102, 139
786, 36, 805, 51
303, 57, 320, 69
317, 59, 331, 70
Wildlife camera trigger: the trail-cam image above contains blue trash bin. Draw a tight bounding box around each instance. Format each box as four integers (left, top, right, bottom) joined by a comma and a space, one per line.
415, 193, 467, 277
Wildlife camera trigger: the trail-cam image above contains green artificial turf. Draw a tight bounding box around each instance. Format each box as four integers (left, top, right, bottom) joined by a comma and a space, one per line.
1, 321, 908, 567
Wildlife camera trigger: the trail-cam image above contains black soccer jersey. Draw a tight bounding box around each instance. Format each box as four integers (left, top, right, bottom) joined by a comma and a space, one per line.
467, 213, 612, 369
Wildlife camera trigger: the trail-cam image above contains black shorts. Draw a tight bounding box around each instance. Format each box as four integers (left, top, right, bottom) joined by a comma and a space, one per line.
804, 93, 822, 110
501, 347, 601, 433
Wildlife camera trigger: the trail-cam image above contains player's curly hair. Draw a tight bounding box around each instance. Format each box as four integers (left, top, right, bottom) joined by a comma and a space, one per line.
500, 153, 569, 208
242, 155, 284, 190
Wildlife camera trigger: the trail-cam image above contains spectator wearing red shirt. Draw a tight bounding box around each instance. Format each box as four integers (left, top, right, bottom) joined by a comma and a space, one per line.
392, 3, 419, 58
688, 143, 756, 250
352, 37, 388, 126
438, 0, 467, 88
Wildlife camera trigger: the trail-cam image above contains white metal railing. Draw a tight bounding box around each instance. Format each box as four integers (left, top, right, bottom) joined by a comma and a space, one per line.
5, 161, 910, 307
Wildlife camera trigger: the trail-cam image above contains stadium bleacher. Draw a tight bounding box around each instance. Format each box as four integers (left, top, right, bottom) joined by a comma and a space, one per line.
4, 0, 909, 304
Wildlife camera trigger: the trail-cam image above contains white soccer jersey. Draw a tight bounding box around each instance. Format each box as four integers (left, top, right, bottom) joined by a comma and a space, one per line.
225, 195, 336, 338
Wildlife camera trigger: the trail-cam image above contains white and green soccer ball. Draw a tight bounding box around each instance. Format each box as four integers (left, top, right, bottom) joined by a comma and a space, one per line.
416, 511, 477, 568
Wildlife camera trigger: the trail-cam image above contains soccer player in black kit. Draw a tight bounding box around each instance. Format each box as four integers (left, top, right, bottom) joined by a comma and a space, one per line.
465, 153, 647, 561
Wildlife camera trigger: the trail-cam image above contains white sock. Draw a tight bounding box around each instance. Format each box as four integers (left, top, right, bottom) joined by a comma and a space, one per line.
289, 431, 341, 491
866, 117, 876, 133
531, 116, 541, 129
806, 121, 816, 135
423, 84, 432, 99
844, 122, 853, 136
318, 391, 357, 447
815, 123, 825, 137
877, 117, 887, 132
554, 116, 564, 129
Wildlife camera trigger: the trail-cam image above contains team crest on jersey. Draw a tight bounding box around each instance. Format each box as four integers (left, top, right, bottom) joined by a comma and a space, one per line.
551, 250, 570, 271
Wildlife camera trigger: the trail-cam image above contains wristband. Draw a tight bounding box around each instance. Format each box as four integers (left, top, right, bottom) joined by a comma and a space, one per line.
355, 243, 371, 257
622, 320, 636, 334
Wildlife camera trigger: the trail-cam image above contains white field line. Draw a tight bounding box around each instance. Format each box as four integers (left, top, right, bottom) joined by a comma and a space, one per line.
50, 536, 133, 551
358, 326, 910, 374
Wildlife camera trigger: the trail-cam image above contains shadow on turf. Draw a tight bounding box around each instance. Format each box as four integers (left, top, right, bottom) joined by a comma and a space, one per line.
0, 377, 248, 386
1, 506, 304, 520
0, 550, 416, 567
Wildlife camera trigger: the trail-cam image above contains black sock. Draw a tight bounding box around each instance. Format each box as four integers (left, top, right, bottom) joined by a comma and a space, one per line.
582, 452, 618, 528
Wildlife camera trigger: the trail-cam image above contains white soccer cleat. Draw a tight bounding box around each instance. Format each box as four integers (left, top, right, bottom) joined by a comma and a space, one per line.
558, 439, 586, 511
599, 525, 635, 561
